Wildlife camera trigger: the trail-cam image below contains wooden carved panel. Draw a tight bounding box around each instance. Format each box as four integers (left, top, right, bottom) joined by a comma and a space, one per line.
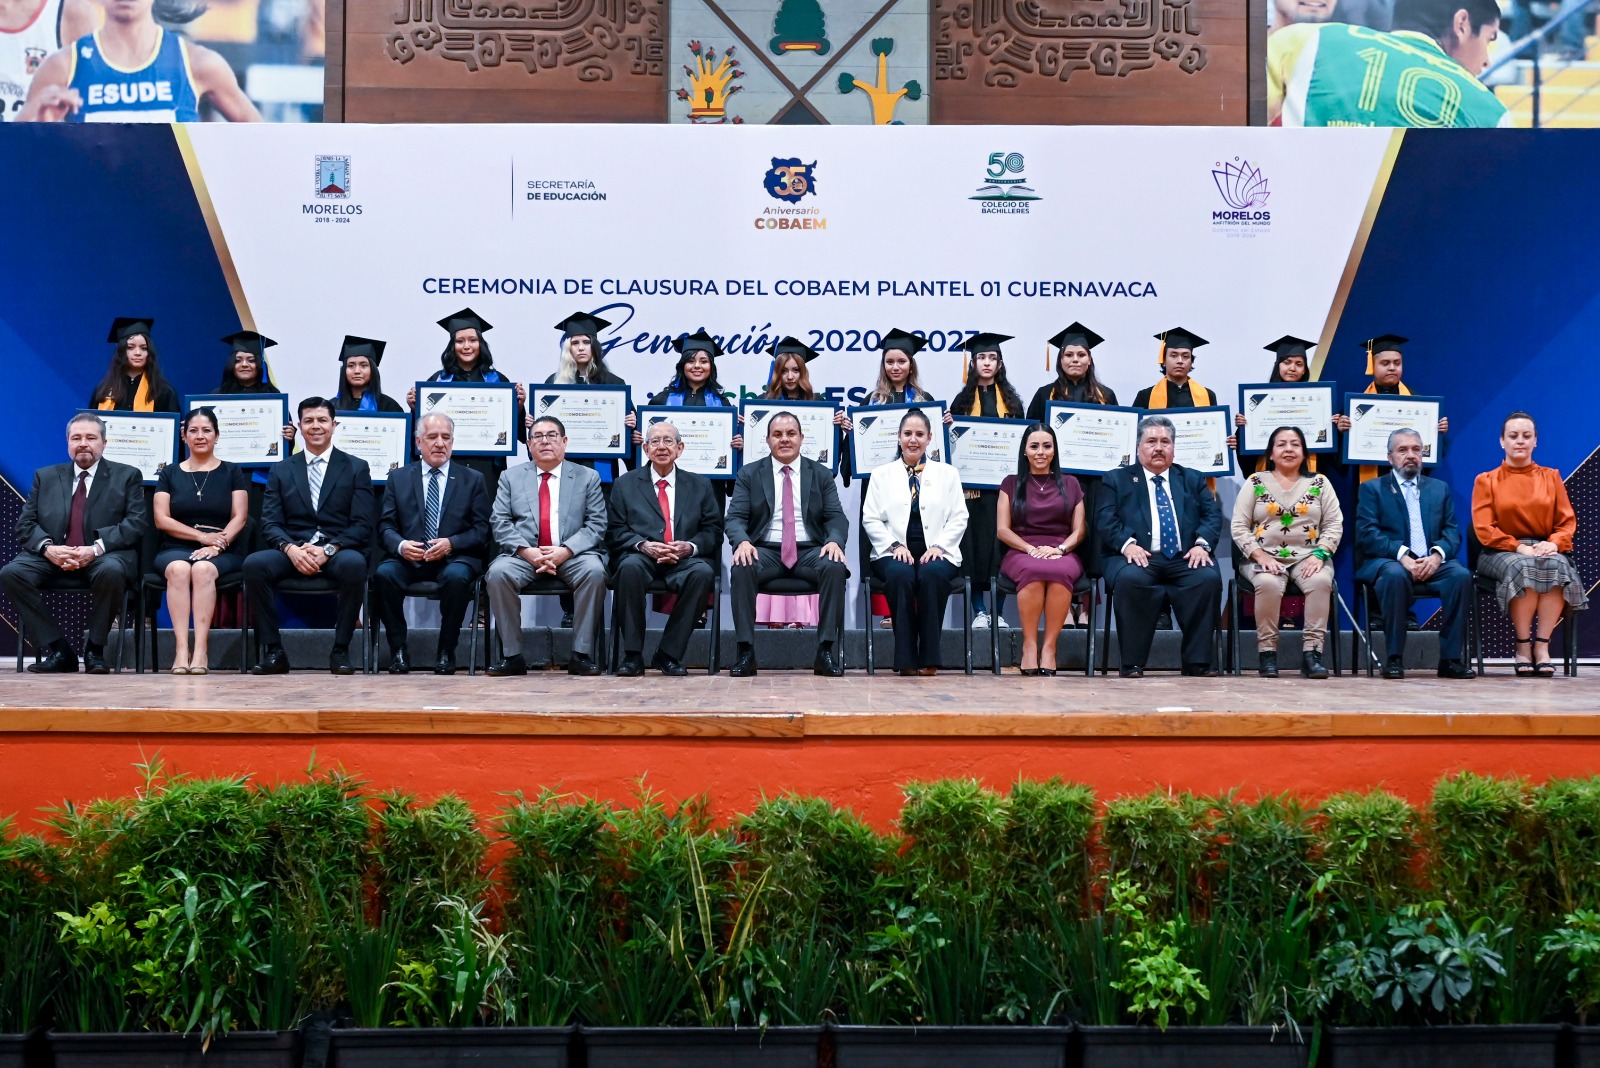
338, 0, 667, 121
932, 0, 1247, 124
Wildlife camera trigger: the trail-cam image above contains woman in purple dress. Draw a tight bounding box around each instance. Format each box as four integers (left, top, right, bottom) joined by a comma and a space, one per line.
997, 423, 1086, 675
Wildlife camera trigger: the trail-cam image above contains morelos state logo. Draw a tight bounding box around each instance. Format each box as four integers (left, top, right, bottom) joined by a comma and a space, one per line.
315, 155, 350, 198
757, 157, 825, 232
764, 158, 816, 203
306, 155, 362, 221
1210, 157, 1270, 232
971, 151, 1040, 215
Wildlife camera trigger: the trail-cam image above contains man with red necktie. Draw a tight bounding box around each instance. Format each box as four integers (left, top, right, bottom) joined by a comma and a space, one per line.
2, 413, 145, 673
606, 421, 723, 677
485, 415, 608, 676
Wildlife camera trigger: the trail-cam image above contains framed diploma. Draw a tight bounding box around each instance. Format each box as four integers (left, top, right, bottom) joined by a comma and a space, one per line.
528, 385, 631, 460
84, 410, 178, 485
741, 399, 840, 473
1237, 383, 1338, 454
847, 402, 949, 474
414, 381, 518, 457
333, 411, 412, 484
1045, 402, 1141, 476
1167, 406, 1234, 477
949, 417, 1030, 490
1342, 394, 1443, 465
185, 393, 289, 467
637, 405, 738, 480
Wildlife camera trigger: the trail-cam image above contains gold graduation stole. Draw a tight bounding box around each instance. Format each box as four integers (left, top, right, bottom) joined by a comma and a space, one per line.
97, 374, 153, 412
1357, 380, 1411, 483
1148, 378, 1212, 409
962, 386, 1012, 418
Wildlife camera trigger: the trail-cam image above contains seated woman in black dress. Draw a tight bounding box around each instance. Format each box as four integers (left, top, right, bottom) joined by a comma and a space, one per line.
153, 407, 249, 674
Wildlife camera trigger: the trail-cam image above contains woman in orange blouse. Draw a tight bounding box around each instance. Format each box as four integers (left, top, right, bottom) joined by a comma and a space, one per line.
1472, 411, 1587, 676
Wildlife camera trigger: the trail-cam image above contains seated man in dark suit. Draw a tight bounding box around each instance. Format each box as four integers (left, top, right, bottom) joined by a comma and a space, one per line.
1355, 427, 1474, 680
1097, 414, 1223, 678
374, 413, 491, 675
725, 412, 849, 677
2, 413, 146, 673
243, 396, 375, 675
607, 420, 723, 677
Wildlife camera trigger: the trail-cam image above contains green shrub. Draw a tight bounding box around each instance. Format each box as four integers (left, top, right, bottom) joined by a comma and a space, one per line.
1532, 777, 1600, 917
1428, 773, 1535, 920
371, 791, 489, 948
1002, 779, 1096, 921
1205, 792, 1317, 932
1102, 791, 1207, 918
899, 779, 1007, 913
1317, 789, 1420, 914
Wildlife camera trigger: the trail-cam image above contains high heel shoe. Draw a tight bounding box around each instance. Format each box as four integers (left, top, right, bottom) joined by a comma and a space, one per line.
1513, 636, 1534, 677
1532, 636, 1556, 677
1018, 667, 1041, 677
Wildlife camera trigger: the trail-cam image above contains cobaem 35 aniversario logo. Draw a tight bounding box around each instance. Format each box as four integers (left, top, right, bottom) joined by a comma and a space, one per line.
756, 157, 826, 231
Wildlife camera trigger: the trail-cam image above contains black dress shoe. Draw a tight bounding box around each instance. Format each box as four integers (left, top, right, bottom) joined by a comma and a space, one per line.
814, 648, 845, 677
251, 647, 291, 675
28, 648, 78, 674
1119, 665, 1145, 678
898, 668, 920, 677
329, 649, 356, 675
568, 653, 603, 677
1038, 668, 1057, 677
1257, 651, 1279, 678
1381, 655, 1405, 680
1018, 667, 1041, 677
1437, 659, 1476, 680
1302, 649, 1329, 679
1182, 664, 1221, 677
83, 650, 111, 675
1156, 608, 1174, 630
616, 654, 645, 677
560, 611, 574, 629
487, 654, 528, 677
387, 647, 411, 675
729, 649, 758, 678
650, 651, 688, 677
434, 651, 457, 676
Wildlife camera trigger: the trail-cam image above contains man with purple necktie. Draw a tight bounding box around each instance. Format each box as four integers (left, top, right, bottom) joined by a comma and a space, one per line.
725, 412, 849, 678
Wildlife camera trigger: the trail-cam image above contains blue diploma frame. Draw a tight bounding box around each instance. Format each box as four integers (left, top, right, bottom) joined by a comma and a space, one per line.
184, 393, 290, 468
528, 384, 632, 460
1236, 382, 1338, 455
846, 401, 951, 474
740, 398, 841, 474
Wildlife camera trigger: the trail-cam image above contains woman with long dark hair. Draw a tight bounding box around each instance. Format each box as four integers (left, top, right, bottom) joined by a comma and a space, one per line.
91, 317, 179, 412
996, 423, 1085, 675
950, 333, 1025, 631
1025, 322, 1117, 419
215, 330, 297, 455
334, 335, 405, 414
1233, 335, 1332, 475
407, 308, 525, 504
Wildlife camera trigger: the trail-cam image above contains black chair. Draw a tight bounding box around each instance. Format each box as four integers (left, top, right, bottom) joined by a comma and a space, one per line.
365, 574, 487, 676
606, 569, 723, 675
1226, 542, 1341, 677
243, 567, 374, 673
753, 573, 846, 670
1099, 565, 1223, 675
989, 570, 1097, 677
492, 574, 607, 671
136, 521, 252, 674
1466, 529, 1579, 677
12, 571, 134, 672
863, 567, 973, 675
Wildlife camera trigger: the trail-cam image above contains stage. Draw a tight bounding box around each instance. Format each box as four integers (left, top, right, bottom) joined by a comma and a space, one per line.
4, 670, 1600, 830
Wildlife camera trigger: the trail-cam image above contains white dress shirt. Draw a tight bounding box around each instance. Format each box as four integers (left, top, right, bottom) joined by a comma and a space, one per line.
536, 462, 564, 546
1391, 471, 1443, 560
1121, 464, 1208, 554
762, 459, 807, 544
408, 461, 451, 550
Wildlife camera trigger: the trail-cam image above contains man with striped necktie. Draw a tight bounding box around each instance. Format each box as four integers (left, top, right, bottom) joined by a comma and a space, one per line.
374, 413, 491, 676
244, 397, 374, 675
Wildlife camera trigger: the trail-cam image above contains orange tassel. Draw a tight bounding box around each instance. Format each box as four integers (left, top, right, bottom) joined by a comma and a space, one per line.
1365, 343, 1373, 377
1046, 342, 1051, 372
1158, 339, 1167, 369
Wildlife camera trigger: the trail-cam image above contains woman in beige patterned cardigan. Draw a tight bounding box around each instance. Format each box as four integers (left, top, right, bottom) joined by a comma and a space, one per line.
1230, 426, 1343, 679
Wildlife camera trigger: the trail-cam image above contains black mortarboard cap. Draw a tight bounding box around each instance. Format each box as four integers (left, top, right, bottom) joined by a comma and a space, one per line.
554, 311, 610, 339
766, 336, 820, 362
221, 330, 276, 356
1047, 323, 1105, 350
960, 332, 1013, 354
107, 317, 153, 343
671, 328, 723, 358
879, 328, 928, 355
1362, 333, 1408, 374
437, 308, 493, 335
1264, 335, 1317, 358
1155, 327, 1208, 351
339, 335, 387, 365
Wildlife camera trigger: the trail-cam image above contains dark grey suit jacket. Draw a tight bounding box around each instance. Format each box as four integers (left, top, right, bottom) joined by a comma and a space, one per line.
16, 459, 146, 568
606, 464, 723, 563
725, 455, 847, 549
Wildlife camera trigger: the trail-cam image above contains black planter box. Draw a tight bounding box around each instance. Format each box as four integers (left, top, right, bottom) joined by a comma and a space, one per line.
1078, 1025, 1307, 1068
329, 1026, 572, 1067
1573, 1026, 1600, 1068
583, 1026, 821, 1068
831, 1025, 1070, 1068
0, 1033, 25, 1068
49, 1030, 298, 1068
1324, 1025, 1563, 1068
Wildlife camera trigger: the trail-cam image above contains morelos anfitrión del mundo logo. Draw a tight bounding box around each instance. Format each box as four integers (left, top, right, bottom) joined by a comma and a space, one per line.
1212, 157, 1269, 211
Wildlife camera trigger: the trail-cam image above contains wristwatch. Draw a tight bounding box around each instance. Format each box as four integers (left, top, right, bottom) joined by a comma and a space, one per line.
323, 544, 340, 558
889, 541, 903, 553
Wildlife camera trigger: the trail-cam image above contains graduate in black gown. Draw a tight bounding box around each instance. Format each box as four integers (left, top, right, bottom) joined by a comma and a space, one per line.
649, 329, 744, 508
408, 309, 525, 507
333, 335, 406, 414
949, 332, 1026, 629
541, 311, 635, 491
91, 317, 180, 413
1025, 322, 1118, 419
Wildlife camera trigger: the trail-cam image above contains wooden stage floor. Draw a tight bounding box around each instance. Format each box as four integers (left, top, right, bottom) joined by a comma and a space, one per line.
3, 669, 1600, 738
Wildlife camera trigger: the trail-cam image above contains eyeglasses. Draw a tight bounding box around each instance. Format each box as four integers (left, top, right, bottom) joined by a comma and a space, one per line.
529, 432, 563, 443
645, 437, 679, 446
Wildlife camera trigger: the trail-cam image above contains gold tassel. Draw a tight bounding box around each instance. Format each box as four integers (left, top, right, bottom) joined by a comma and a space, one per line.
1158, 339, 1167, 370
1365, 342, 1373, 377
963, 355, 969, 384
1046, 342, 1051, 372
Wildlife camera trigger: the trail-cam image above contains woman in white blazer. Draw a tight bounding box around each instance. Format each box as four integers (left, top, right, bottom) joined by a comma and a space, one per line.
862, 409, 969, 675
